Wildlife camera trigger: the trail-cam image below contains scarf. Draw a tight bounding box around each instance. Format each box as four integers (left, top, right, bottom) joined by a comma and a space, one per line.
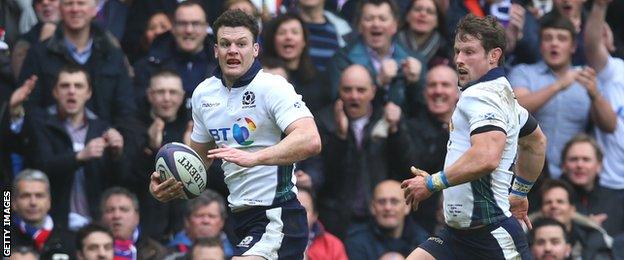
16, 215, 53, 251
114, 228, 139, 260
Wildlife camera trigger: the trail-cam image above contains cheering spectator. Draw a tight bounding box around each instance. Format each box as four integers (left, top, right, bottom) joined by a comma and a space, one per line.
132, 12, 172, 64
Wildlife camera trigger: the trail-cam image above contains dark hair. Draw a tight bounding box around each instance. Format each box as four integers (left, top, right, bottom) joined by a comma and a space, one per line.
213, 9, 260, 42
192, 236, 224, 250
75, 223, 114, 251
356, 0, 401, 25
55, 65, 91, 89
184, 190, 227, 220
100, 186, 140, 213
12, 246, 39, 258
455, 14, 506, 66
540, 179, 576, 204
261, 13, 316, 81
150, 68, 182, 84
539, 11, 576, 40
530, 217, 571, 245
223, 0, 259, 18
175, 0, 207, 22
403, 0, 447, 37
561, 133, 603, 166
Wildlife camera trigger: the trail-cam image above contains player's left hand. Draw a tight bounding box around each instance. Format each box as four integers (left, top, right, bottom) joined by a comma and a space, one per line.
509, 194, 532, 230
207, 144, 258, 167
401, 167, 433, 211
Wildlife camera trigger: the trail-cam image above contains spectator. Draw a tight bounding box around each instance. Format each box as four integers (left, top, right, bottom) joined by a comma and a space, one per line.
10, 0, 61, 79
224, 0, 262, 32
559, 134, 624, 237
297, 0, 352, 72
261, 56, 289, 79
168, 190, 234, 259
189, 237, 226, 260
134, 12, 172, 64
509, 11, 615, 179
345, 180, 428, 259
18, 0, 135, 128
261, 13, 332, 113
75, 223, 114, 260
529, 218, 572, 260
11, 169, 75, 258
100, 187, 168, 259
531, 180, 613, 259
26, 66, 127, 232
9, 246, 39, 260
297, 187, 348, 260
397, 0, 452, 67
316, 64, 412, 238
550, 0, 587, 65
327, 0, 427, 116
133, 1, 217, 106
379, 251, 407, 260
583, 0, 624, 199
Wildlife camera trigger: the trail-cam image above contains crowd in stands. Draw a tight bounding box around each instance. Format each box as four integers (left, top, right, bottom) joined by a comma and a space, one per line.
1, 0, 623, 259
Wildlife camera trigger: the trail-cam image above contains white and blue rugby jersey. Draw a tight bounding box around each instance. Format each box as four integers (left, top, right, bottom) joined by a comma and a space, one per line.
443, 67, 529, 229
190, 62, 313, 211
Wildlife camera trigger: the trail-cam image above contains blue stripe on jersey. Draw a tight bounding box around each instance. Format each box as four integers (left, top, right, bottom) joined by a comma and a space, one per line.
305, 22, 340, 72
470, 175, 507, 227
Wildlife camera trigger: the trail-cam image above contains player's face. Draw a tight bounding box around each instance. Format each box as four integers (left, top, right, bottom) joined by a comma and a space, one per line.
297, 191, 317, 230
371, 182, 409, 230
541, 187, 575, 227
215, 26, 259, 86
425, 66, 459, 118
35, 0, 60, 23
358, 3, 398, 53
148, 76, 185, 121
274, 19, 306, 63
13, 180, 50, 224
339, 69, 376, 119
101, 195, 140, 240
406, 0, 438, 35
53, 71, 92, 117
60, 0, 96, 32
540, 28, 575, 71
173, 5, 208, 54
553, 0, 584, 19
186, 202, 225, 239
531, 225, 571, 260
454, 34, 495, 87
191, 246, 226, 260
562, 142, 601, 189
77, 232, 114, 260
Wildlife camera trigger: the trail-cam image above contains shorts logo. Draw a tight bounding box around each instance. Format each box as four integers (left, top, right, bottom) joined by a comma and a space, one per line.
427, 237, 444, 245
237, 236, 254, 248
233, 117, 256, 146
242, 91, 256, 109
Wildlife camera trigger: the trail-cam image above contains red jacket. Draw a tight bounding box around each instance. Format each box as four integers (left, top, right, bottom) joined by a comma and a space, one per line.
307, 222, 348, 260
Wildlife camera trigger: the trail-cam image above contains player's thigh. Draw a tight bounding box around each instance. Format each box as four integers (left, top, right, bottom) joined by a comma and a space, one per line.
232, 256, 266, 260
407, 248, 436, 260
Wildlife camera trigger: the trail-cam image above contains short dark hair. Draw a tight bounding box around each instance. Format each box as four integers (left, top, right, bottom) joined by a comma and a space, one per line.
561, 133, 603, 165
455, 14, 507, 66
540, 179, 576, 204
184, 190, 227, 220
356, 0, 400, 25
75, 223, 114, 251
192, 236, 223, 250
530, 217, 571, 245
175, 0, 207, 22
150, 68, 182, 86
223, 0, 259, 18
540, 11, 576, 40
55, 65, 92, 89
100, 186, 140, 213
213, 9, 259, 42
12, 246, 39, 258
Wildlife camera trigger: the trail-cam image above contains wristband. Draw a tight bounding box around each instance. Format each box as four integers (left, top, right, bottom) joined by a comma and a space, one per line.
510, 176, 534, 197
425, 171, 451, 192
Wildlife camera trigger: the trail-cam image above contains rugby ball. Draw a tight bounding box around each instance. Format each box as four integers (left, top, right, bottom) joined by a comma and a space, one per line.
155, 142, 207, 199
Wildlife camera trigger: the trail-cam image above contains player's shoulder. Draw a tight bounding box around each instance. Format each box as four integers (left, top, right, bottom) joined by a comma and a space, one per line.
192, 77, 220, 98
252, 71, 292, 89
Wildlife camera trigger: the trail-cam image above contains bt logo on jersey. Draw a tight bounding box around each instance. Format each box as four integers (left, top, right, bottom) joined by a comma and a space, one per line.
208, 117, 257, 146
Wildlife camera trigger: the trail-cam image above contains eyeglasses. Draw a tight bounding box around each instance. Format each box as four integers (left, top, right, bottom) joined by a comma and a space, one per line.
411, 6, 437, 15
174, 21, 207, 30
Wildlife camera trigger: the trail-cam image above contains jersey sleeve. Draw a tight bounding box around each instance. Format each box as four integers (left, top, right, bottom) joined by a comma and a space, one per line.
458, 88, 508, 136
518, 105, 538, 138
190, 89, 212, 143
265, 77, 313, 132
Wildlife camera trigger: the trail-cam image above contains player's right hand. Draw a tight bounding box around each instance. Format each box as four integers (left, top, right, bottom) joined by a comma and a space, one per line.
401, 167, 433, 211
509, 194, 532, 230
149, 171, 184, 202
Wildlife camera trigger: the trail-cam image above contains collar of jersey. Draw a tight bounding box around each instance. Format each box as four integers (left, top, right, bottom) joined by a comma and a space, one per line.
213, 60, 262, 88
460, 67, 506, 91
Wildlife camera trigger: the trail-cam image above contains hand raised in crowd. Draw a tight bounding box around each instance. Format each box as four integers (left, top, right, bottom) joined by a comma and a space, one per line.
575, 67, 599, 99
378, 59, 398, 86
295, 170, 313, 189
39, 22, 57, 41
555, 69, 580, 91
77, 137, 106, 161
148, 117, 165, 150
334, 99, 349, 140
402, 57, 422, 84
401, 167, 433, 211
149, 171, 184, 202
589, 213, 608, 226
103, 128, 124, 158
384, 102, 401, 134
508, 4, 526, 41
594, 0, 612, 6
9, 75, 37, 118
183, 121, 194, 146
509, 194, 532, 230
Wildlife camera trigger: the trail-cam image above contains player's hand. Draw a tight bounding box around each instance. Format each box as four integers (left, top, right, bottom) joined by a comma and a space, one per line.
378, 59, 398, 86
295, 170, 313, 189
334, 99, 349, 140
148, 117, 165, 150
103, 128, 124, 158
401, 57, 422, 83
384, 102, 401, 134
401, 167, 433, 211
77, 137, 106, 161
149, 171, 184, 202
183, 121, 194, 146
207, 144, 258, 167
575, 67, 599, 99
509, 194, 532, 230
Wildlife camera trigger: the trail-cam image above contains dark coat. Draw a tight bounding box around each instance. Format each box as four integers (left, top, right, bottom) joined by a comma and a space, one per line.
12, 221, 76, 259
345, 218, 429, 259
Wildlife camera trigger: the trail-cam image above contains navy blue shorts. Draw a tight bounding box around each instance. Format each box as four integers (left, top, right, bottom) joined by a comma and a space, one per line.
231, 199, 308, 260
419, 217, 530, 260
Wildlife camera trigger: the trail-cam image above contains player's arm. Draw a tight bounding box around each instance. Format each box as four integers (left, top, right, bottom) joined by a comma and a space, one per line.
254, 117, 321, 165
190, 139, 216, 169
443, 129, 507, 185
514, 117, 547, 185
584, 0, 610, 72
